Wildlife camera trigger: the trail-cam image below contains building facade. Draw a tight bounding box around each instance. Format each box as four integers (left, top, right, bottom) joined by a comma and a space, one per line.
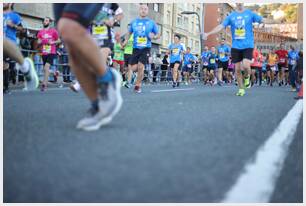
161, 3, 203, 55
203, 3, 233, 48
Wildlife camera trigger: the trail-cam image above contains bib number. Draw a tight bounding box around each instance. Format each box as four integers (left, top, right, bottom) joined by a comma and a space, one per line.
219, 53, 225, 58
234, 28, 246, 39
280, 58, 285, 63
136, 36, 147, 47
290, 59, 296, 65
172, 48, 179, 55
271, 66, 277, 72
93, 25, 108, 40
210, 59, 215, 64
203, 62, 208, 66
43, 45, 51, 54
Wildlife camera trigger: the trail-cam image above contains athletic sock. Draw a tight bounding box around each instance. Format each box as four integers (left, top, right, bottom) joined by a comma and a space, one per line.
91, 99, 99, 111
97, 68, 113, 83
19, 60, 30, 73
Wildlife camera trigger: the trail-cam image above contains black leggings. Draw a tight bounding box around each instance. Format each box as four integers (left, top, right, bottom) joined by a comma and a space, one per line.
53, 3, 103, 27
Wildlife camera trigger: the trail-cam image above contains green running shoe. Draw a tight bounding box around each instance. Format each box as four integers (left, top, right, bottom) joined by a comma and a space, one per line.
244, 76, 251, 89
236, 88, 245, 96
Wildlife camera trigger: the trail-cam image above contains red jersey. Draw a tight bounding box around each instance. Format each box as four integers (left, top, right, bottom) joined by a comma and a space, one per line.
275, 49, 288, 66
251, 49, 263, 68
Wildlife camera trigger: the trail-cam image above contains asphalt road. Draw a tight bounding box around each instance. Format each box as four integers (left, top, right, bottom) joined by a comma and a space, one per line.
3, 84, 303, 203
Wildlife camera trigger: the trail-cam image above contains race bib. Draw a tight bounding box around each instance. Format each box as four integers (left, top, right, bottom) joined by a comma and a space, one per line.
290, 59, 296, 65
219, 53, 225, 58
136, 36, 148, 47
280, 58, 285, 63
43, 45, 51, 54
172, 48, 179, 55
271, 66, 276, 71
187, 64, 192, 68
234, 28, 246, 40
203, 62, 208, 66
210, 59, 215, 64
92, 25, 108, 40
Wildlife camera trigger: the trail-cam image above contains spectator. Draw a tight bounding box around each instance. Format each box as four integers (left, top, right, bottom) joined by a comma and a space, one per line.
153, 54, 162, 83
57, 42, 71, 83
161, 54, 169, 82
37, 16, 60, 91
296, 51, 303, 86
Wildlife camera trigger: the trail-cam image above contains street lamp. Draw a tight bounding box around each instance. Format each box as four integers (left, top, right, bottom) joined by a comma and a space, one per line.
180, 11, 203, 55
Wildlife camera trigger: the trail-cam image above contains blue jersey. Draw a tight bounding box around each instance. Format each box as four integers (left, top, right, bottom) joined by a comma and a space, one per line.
183, 53, 196, 66
208, 53, 218, 68
201, 51, 210, 66
217, 44, 230, 62
168, 43, 185, 63
288, 50, 299, 65
129, 18, 158, 49
222, 9, 262, 49
3, 11, 22, 43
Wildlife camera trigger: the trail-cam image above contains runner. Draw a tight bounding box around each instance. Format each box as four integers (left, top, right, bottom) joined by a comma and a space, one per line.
267, 49, 279, 87
37, 17, 61, 92
217, 38, 231, 86
207, 46, 218, 86
112, 32, 125, 82
54, 3, 123, 131
204, 3, 263, 96
3, 3, 38, 93
250, 47, 263, 86
227, 57, 235, 84
288, 45, 299, 91
201, 46, 210, 84
168, 34, 185, 88
182, 47, 196, 85
123, 3, 160, 93
69, 4, 124, 93
122, 24, 134, 88
275, 43, 288, 86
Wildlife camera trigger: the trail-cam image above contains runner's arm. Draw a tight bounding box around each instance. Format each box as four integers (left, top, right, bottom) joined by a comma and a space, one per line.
203, 24, 224, 40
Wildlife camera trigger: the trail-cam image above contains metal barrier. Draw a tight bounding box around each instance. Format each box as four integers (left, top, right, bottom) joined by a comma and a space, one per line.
11, 49, 210, 85
17, 49, 75, 84
142, 63, 205, 84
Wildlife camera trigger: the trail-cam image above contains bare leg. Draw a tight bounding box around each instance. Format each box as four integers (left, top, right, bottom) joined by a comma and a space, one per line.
135, 62, 144, 87
57, 18, 107, 76
3, 38, 24, 65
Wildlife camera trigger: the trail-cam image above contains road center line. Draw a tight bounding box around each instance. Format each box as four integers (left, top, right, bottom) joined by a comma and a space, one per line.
221, 100, 303, 203
151, 88, 195, 93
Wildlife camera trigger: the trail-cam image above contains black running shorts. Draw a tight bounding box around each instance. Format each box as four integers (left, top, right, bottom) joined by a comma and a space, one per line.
130, 48, 150, 65
231, 48, 253, 64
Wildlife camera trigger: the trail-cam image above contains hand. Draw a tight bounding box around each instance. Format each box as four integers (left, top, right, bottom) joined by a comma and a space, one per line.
203, 33, 208, 40
104, 19, 114, 27
149, 32, 155, 39
6, 20, 15, 28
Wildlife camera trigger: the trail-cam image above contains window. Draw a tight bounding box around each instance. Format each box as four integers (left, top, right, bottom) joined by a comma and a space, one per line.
195, 41, 199, 51
153, 3, 159, 12
166, 11, 171, 24
196, 22, 199, 32
183, 16, 188, 28
192, 5, 195, 11
177, 15, 183, 27
191, 39, 194, 48
191, 21, 194, 32
196, 7, 200, 15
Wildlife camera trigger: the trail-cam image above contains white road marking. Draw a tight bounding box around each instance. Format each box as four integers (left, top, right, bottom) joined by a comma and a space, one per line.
222, 100, 303, 203
151, 88, 195, 93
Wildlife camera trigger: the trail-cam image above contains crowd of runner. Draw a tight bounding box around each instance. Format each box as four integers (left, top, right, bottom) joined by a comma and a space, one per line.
3, 3, 303, 131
